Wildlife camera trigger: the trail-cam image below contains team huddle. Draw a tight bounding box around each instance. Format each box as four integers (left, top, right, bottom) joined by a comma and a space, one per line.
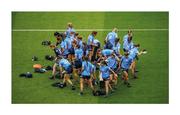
49, 22, 146, 97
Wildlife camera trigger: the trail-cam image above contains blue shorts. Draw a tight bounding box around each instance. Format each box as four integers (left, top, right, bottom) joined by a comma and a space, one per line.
111, 66, 118, 72
80, 75, 91, 80
74, 59, 82, 69
68, 47, 75, 55
87, 45, 93, 51
102, 77, 110, 81
105, 41, 113, 49
65, 65, 73, 74
54, 48, 61, 57
123, 48, 128, 52
121, 68, 129, 73
129, 56, 136, 61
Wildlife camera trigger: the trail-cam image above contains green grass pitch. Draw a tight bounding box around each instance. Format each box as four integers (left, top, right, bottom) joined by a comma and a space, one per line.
12, 12, 169, 103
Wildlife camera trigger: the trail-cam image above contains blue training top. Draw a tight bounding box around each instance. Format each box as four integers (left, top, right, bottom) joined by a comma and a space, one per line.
100, 65, 111, 79
58, 58, 71, 70
81, 61, 92, 76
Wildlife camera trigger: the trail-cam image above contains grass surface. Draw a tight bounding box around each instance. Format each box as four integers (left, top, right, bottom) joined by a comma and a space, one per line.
12, 12, 168, 103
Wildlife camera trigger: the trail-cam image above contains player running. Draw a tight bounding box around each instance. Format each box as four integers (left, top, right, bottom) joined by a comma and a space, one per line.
128, 44, 144, 78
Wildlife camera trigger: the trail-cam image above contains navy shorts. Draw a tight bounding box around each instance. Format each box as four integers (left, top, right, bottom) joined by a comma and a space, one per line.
65, 65, 73, 74
81, 75, 91, 80
68, 47, 75, 55
102, 77, 110, 81
123, 48, 129, 52
121, 68, 129, 73
110, 66, 118, 72
54, 48, 61, 57
74, 59, 82, 69
87, 45, 93, 51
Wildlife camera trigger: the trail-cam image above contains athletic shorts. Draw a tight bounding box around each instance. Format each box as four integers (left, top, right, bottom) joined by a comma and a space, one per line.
114, 67, 121, 74
121, 68, 129, 73
80, 75, 91, 80
68, 47, 75, 55
123, 48, 128, 52
65, 65, 73, 74
111, 66, 118, 72
105, 41, 113, 49
103, 77, 110, 81
74, 59, 82, 69
87, 45, 93, 51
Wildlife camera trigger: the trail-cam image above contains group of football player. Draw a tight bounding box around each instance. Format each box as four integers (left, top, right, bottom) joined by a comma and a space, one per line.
49, 22, 145, 97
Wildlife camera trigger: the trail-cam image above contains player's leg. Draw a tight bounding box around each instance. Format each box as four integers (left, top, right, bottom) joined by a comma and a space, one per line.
65, 74, 73, 85
73, 68, 79, 83
123, 70, 131, 87
133, 61, 138, 78
92, 71, 98, 85
63, 73, 75, 90
109, 74, 113, 81
89, 50, 93, 61
109, 73, 114, 89
50, 63, 57, 79
80, 78, 84, 95
104, 80, 109, 97
113, 75, 118, 89
74, 60, 82, 82
67, 52, 72, 61
131, 61, 135, 75
131, 60, 138, 79
88, 77, 95, 92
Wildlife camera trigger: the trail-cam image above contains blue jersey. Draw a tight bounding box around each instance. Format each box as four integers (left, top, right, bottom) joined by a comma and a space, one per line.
113, 43, 121, 55
100, 65, 111, 79
123, 40, 133, 51
81, 61, 92, 76
123, 34, 128, 43
64, 37, 72, 49
65, 27, 75, 38
102, 49, 114, 57
60, 40, 69, 55
107, 57, 118, 69
129, 47, 139, 60
121, 56, 133, 69
82, 46, 89, 56
87, 34, 94, 46
77, 39, 83, 49
75, 48, 83, 60
60, 40, 66, 49
69, 35, 75, 42
59, 58, 71, 70
106, 32, 118, 47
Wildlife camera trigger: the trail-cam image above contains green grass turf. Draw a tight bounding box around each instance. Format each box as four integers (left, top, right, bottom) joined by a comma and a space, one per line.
12, 12, 168, 103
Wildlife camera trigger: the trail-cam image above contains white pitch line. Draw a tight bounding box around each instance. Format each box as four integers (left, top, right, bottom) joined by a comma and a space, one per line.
12, 28, 168, 32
